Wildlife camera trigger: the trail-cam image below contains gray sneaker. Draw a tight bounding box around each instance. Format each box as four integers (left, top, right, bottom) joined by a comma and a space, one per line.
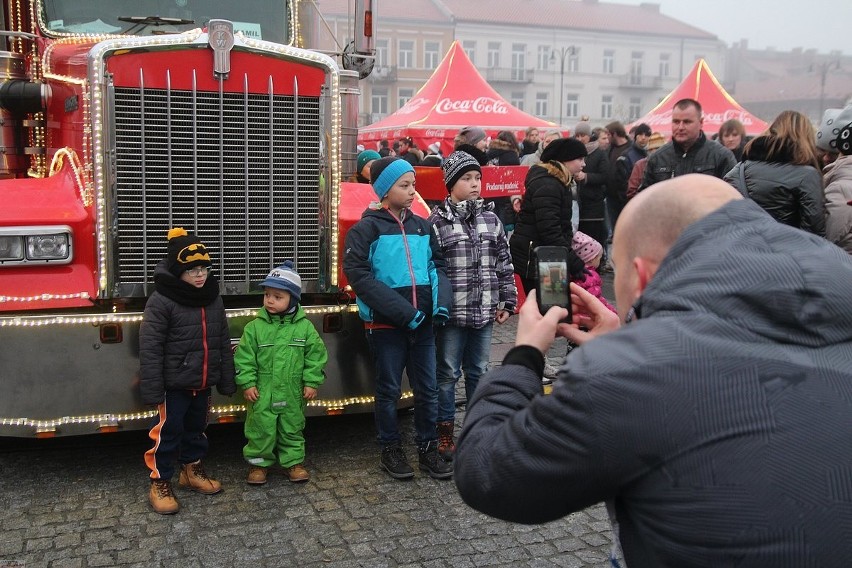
418, 441, 453, 480
381, 443, 414, 480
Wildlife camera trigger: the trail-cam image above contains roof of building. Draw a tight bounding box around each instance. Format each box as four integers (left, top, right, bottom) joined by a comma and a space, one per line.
435, 0, 717, 40
315, 0, 452, 23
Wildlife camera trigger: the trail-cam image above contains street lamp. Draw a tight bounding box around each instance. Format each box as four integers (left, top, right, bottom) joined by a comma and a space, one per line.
550, 45, 576, 126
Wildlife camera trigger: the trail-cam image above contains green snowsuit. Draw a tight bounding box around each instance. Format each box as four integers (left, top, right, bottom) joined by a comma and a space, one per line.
234, 306, 328, 468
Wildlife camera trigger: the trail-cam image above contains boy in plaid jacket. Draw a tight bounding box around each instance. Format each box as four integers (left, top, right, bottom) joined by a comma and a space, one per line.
427, 151, 517, 460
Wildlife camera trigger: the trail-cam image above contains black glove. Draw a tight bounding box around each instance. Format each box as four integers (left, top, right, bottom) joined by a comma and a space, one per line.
568, 250, 586, 281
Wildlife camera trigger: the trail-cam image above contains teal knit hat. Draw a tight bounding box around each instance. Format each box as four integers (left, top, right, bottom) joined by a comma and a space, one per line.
357, 150, 381, 174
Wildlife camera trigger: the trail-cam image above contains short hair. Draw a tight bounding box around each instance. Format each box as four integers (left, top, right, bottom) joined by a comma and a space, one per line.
633, 123, 652, 137
606, 121, 627, 139
673, 98, 702, 116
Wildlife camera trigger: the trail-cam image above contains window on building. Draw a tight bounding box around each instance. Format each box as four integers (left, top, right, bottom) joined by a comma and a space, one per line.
463, 40, 476, 63
603, 49, 615, 74
537, 45, 550, 71
398, 40, 414, 69
398, 88, 414, 109
511, 43, 526, 80
601, 95, 613, 119
535, 92, 548, 118
488, 42, 501, 68
375, 39, 389, 68
659, 53, 670, 77
511, 91, 525, 111
567, 48, 579, 73
424, 41, 440, 69
629, 97, 642, 121
566, 94, 579, 119
630, 51, 643, 85
371, 88, 388, 116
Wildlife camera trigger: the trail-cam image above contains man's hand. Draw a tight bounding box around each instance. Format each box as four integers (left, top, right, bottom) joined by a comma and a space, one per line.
515, 290, 569, 354
562, 283, 621, 345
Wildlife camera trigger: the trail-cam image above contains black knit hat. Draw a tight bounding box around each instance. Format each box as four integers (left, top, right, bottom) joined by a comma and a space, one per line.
442, 151, 481, 191
540, 137, 588, 163
166, 227, 212, 277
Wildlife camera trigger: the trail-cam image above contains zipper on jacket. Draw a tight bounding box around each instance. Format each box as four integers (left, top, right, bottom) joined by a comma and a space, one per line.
388, 208, 419, 309
200, 306, 209, 390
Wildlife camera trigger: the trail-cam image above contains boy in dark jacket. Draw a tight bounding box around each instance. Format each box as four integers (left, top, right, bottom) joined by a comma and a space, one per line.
139, 228, 236, 514
343, 157, 453, 481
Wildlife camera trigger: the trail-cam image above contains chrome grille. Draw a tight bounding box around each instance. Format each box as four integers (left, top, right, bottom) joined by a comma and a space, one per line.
111, 85, 322, 296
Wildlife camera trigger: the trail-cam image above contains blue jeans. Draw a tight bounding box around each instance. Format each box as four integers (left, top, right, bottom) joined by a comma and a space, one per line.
365, 325, 438, 448
435, 323, 493, 422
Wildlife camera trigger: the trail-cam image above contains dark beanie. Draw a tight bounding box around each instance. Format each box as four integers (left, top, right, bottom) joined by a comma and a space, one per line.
442, 151, 481, 191
166, 227, 212, 277
370, 157, 415, 200
540, 137, 588, 164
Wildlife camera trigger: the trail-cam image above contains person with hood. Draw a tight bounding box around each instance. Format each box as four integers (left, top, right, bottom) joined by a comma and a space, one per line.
455, 174, 852, 567
343, 157, 453, 481
724, 110, 825, 235
509, 137, 588, 295
486, 130, 521, 166
817, 104, 852, 253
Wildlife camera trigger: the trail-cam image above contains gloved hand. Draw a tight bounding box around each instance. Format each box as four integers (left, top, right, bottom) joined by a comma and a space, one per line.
433, 307, 449, 327
407, 310, 426, 330
568, 250, 587, 281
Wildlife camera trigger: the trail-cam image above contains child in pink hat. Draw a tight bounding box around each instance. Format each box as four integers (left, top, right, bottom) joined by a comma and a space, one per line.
571, 231, 616, 313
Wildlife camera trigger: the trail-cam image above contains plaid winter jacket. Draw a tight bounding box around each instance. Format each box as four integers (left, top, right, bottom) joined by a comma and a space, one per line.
428, 198, 517, 328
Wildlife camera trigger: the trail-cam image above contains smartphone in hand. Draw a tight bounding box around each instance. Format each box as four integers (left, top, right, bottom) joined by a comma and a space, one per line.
534, 246, 572, 320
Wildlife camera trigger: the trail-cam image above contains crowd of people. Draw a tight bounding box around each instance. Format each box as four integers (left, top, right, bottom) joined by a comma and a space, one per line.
140, 97, 852, 566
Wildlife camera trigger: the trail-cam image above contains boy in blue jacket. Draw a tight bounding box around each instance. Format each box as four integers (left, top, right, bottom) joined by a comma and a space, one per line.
343, 157, 453, 480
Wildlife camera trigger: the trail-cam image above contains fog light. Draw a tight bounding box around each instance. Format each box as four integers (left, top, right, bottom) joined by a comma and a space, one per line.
0, 235, 24, 261
27, 233, 69, 260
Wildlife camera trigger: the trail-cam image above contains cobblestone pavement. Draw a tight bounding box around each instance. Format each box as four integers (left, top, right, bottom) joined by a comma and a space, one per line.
0, 276, 618, 568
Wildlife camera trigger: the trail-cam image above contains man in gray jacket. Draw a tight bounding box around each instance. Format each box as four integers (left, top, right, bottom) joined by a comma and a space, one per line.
455, 174, 852, 567
640, 98, 736, 190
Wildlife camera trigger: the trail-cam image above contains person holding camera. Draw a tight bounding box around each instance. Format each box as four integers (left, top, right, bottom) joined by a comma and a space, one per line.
455, 174, 852, 567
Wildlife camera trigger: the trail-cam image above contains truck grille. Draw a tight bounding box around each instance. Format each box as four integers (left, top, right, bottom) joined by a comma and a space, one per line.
111, 86, 322, 296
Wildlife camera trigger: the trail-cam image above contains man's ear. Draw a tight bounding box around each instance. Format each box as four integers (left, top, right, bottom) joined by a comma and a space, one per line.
633, 256, 661, 296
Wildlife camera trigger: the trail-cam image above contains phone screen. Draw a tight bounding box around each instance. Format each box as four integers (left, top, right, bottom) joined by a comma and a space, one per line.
534, 246, 572, 320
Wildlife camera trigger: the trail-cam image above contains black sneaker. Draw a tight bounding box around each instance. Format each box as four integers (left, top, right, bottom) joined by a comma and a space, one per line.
381, 444, 414, 480
418, 441, 453, 480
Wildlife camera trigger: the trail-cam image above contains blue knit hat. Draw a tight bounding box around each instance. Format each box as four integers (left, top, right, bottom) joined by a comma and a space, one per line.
259, 260, 301, 302
370, 157, 415, 200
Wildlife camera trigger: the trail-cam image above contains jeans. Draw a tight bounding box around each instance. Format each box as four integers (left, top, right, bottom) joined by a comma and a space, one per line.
145, 388, 211, 480
366, 325, 438, 448
435, 323, 493, 422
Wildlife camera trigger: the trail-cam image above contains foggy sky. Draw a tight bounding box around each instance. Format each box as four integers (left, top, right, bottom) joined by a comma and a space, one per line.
617, 0, 849, 55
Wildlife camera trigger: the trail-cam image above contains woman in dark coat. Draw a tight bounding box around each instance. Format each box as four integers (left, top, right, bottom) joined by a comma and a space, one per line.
509, 138, 588, 294
724, 110, 825, 235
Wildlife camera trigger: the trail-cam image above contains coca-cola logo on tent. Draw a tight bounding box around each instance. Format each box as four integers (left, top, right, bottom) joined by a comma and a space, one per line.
435, 97, 509, 115
396, 97, 430, 116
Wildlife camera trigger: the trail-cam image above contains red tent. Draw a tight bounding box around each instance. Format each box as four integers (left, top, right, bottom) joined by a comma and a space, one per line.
630, 59, 768, 138
358, 41, 557, 155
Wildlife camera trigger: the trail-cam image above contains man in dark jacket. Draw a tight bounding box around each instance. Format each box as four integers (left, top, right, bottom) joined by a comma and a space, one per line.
455, 174, 852, 567
640, 98, 736, 190
573, 122, 609, 264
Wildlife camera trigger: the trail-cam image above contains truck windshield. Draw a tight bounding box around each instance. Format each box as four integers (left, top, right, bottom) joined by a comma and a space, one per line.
40, 0, 289, 44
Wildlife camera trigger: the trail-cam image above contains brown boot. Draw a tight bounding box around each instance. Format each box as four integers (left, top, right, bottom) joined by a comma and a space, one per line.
149, 480, 179, 515
437, 421, 456, 461
286, 463, 310, 483
178, 460, 222, 494
247, 466, 268, 485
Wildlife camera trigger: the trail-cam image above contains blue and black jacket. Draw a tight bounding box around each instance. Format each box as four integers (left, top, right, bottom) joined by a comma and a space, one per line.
343, 206, 451, 329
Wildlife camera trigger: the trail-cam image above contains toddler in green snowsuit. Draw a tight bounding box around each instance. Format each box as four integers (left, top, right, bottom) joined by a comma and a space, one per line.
234, 261, 328, 485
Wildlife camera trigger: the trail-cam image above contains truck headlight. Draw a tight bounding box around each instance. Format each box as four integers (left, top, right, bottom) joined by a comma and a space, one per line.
0, 226, 73, 265
0, 235, 24, 261
27, 234, 70, 260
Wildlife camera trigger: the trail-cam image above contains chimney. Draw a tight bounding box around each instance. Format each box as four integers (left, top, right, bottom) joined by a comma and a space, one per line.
639, 2, 660, 12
